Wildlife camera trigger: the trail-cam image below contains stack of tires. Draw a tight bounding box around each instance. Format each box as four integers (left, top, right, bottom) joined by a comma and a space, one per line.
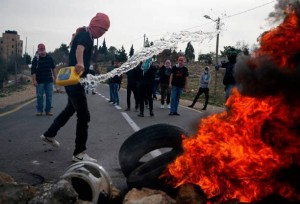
118, 123, 188, 195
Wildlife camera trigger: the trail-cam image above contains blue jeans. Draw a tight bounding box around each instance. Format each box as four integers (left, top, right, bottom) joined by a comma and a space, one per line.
109, 83, 114, 101
36, 82, 53, 113
111, 83, 119, 104
170, 86, 183, 113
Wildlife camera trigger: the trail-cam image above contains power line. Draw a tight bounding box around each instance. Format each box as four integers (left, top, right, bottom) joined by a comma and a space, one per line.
184, 0, 276, 31
222, 0, 276, 20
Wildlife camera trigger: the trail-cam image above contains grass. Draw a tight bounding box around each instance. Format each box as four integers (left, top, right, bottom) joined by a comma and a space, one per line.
181, 62, 226, 107
0, 75, 31, 98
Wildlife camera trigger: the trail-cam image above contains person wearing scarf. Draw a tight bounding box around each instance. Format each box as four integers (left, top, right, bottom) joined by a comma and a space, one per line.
31, 43, 56, 116
136, 58, 157, 117
41, 13, 110, 163
158, 59, 172, 109
188, 66, 211, 110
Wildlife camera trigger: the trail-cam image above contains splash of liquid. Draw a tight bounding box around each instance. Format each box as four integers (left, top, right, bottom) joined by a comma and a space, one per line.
80, 29, 218, 88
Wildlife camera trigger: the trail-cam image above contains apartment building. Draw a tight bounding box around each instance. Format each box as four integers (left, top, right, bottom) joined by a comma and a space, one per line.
0, 30, 23, 60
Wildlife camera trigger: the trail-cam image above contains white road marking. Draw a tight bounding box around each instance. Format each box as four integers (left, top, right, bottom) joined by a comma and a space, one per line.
121, 112, 162, 157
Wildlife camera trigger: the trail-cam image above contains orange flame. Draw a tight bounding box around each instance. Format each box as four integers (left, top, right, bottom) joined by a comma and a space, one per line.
161, 7, 300, 203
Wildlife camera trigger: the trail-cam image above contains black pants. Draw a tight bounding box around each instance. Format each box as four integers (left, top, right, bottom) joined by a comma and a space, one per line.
138, 83, 153, 114
191, 87, 209, 108
126, 84, 138, 109
44, 83, 90, 156
160, 83, 171, 105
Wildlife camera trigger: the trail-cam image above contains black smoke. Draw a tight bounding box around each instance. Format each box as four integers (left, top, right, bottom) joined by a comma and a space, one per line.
234, 54, 300, 102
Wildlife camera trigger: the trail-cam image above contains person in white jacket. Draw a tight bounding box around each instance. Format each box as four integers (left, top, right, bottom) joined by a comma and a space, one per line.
188, 66, 211, 110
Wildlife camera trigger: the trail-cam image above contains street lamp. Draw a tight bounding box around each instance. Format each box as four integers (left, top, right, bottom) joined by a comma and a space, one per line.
204, 15, 220, 102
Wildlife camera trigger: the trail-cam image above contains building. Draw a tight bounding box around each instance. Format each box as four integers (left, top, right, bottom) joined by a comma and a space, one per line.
0, 30, 23, 60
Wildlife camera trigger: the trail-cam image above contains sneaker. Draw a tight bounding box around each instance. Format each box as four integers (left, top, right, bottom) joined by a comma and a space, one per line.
36, 112, 43, 116
150, 111, 154, 116
188, 105, 194, 108
137, 113, 144, 117
46, 112, 53, 116
72, 152, 97, 163
173, 112, 180, 116
160, 104, 165, 109
169, 112, 174, 116
40, 135, 60, 147
167, 104, 171, 109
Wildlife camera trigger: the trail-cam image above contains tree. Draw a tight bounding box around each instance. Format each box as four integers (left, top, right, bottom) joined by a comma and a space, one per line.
106, 46, 118, 62
235, 41, 250, 56
22, 53, 31, 65
116, 46, 128, 62
129, 45, 134, 58
57, 43, 69, 56
220, 46, 242, 57
198, 53, 213, 65
171, 50, 179, 63
99, 38, 108, 56
157, 49, 172, 63
184, 42, 195, 63
48, 44, 70, 66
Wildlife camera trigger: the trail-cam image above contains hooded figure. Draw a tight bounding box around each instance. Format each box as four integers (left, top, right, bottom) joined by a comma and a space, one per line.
220, 48, 240, 101
41, 12, 110, 163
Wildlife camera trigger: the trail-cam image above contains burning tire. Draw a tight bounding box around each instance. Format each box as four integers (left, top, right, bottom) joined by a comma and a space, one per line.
126, 149, 181, 195
118, 123, 187, 177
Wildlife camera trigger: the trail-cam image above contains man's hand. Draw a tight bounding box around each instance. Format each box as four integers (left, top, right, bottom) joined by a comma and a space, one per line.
75, 64, 84, 75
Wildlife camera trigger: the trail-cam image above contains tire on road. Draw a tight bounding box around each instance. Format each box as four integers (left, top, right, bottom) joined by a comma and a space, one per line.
118, 123, 188, 177
126, 149, 182, 196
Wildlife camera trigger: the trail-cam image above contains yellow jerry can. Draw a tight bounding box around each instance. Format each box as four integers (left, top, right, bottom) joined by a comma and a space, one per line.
56, 66, 82, 86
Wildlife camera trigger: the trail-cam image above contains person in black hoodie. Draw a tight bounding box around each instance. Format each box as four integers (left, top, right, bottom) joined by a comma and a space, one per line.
216, 48, 239, 102
40, 13, 110, 163
125, 61, 141, 111
136, 58, 157, 117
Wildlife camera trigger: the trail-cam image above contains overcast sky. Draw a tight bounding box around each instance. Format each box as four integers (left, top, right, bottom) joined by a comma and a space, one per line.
0, 0, 277, 57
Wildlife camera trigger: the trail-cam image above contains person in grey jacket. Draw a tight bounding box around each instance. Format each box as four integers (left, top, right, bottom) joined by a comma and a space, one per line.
188, 66, 211, 110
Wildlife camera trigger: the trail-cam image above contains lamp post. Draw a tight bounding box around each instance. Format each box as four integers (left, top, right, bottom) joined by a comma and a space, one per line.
204, 15, 220, 102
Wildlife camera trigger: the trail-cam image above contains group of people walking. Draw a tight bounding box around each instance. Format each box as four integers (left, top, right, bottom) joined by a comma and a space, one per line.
113, 56, 191, 117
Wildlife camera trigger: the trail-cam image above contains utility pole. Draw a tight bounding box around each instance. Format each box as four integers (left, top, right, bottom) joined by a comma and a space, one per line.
204, 15, 221, 102
214, 17, 220, 102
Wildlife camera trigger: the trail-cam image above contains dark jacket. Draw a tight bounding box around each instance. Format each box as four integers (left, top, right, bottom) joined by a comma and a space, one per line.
31, 54, 55, 84
222, 61, 236, 86
158, 65, 172, 84
136, 65, 157, 85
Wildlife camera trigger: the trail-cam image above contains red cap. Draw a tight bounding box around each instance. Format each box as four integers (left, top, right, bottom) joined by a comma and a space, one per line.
89, 13, 110, 31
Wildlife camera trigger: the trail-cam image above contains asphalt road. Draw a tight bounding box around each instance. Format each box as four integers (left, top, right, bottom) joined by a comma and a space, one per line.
0, 83, 221, 197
